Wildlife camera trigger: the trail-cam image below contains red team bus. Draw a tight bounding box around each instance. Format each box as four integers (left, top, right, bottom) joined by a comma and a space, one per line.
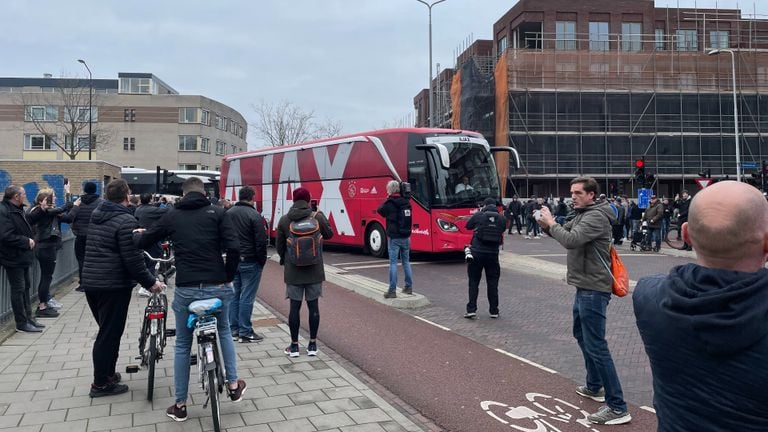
219, 128, 520, 257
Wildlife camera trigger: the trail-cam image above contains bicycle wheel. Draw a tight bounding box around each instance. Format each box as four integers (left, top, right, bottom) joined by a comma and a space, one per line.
147, 334, 157, 401
665, 227, 685, 250
208, 369, 221, 432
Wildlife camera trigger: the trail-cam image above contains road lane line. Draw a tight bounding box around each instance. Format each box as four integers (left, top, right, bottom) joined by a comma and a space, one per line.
413, 316, 451, 331
332, 260, 385, 266
640, 406, 656, 413
494, 348, 558, 374
342, 262, 428, 270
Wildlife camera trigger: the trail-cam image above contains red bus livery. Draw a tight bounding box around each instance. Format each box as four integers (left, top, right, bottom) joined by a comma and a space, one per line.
220, 128, 520, 257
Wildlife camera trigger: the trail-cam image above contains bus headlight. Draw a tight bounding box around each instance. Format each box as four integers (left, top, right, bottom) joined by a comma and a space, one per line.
436, 218, 459, 232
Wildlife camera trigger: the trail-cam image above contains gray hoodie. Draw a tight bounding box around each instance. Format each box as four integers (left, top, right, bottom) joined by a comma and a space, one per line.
548, 200, 616, 293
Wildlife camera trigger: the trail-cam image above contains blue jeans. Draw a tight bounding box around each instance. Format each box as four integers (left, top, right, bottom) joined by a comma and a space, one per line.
172, 285, 237, 404
647, 227, 661, 249
388, 237, 413, 293
229, 261, 264, 336
573, 289, 627, 411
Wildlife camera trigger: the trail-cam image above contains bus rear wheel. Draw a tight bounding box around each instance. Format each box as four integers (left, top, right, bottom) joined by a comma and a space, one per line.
366, 223, 387, 258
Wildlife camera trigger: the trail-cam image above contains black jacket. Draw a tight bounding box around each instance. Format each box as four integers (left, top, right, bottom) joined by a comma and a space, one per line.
276, 200, 334, 285
0, 199, 35, 268
81, 201, 156, 292
227, 202, 268, 266
634, 264, 768, 431
507, 200, 522, 216
136, 192, 240, 286
27, 204, 74, 249
134, 204, 168, 229
71, 193, 101, 237
466, 205, 506, 255
377, 194, 411, 239
675, 197, 691, 222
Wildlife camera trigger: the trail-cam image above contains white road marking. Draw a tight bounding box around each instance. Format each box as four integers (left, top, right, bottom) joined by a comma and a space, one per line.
414, 316, 451, 331
640, 406, 656, 413
494, 349, 558, 374
331, 260, 385, 266
342, 262, 428, 270
524, 253, 663, 258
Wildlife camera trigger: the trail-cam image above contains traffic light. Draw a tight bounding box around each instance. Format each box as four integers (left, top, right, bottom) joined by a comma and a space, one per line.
634, 158, 646, 185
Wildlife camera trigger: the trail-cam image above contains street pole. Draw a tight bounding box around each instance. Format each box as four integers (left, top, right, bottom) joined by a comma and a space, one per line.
708, 49, 740, 182
415, 0, 447, 128
77, 59, 93, 160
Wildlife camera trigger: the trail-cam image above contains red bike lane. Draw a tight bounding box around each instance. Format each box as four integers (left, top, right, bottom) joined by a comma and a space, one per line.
257, 261, 657, 431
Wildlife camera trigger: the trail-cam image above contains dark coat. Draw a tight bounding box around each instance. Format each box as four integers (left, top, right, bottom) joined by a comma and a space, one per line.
70, 193, 101, 237
81, 201, 156, 292
675, 197, 691, 222
376, 194, 412, 239
466, 205, 506, 254
642, 200, 664, 229
27, 204, 74, 248
634, 264, 768, 431
134, 204, 168, 229
136, 192, 240, 287
227, 202, 268, 266
507, 200, 522, 216
276, 200, 333, 285
0, 199, 35, 268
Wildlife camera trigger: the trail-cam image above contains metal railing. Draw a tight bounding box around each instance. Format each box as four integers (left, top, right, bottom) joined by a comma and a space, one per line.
0, 233, 78, 323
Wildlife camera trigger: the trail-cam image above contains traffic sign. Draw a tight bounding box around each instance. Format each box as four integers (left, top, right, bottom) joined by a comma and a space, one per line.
637, 188, 651, 209
695, 178, 713, 189
742, 162, 758, 169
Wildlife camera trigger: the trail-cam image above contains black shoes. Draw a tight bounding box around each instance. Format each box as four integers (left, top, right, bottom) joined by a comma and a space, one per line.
383, 292, 396, 299
402, 287, 413, 295
307, 341, 318, 356
464, 312, 477, 319
16, 323, 42, 333
35, 307, 59, 318
166, 404, 188, 422
239, 333, 264, 343
28, 319, 45, 328
284, 344, 300, 358
75, 286, 85, 292
89, 382, 129, 398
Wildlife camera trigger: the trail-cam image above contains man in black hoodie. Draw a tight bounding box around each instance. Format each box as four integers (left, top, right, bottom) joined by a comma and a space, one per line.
377, 180, 414, 299
634, 181, 768, 431
134, 192, 168, 292
72, 181, 101, 292
135, 176, 245, 422
463, 197, 506, 319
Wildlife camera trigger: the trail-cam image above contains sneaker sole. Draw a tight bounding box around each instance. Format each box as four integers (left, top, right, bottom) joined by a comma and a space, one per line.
590, 414, 632, 425
575, 388, 605, 402
166, 413, 188, 422
307, 351, 318, 356
230, 386, 246, 402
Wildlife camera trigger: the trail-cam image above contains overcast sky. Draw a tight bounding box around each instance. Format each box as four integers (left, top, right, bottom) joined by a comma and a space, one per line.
3, 0, 765, 148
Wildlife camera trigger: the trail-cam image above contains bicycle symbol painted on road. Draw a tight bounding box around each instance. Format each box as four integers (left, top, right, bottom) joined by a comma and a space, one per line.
481, 393, 601, 432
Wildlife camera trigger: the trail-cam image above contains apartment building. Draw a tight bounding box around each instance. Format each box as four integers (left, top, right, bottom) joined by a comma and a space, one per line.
0, 72, 247, 172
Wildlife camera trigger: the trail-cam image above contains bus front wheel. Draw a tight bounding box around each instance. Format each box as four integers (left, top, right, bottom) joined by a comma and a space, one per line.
366, 223, 387, 258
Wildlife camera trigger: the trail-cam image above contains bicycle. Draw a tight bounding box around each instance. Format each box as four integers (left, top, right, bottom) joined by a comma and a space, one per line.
664, 222, 686, 250
188, 298, 227, 432
125, 248, 176, 401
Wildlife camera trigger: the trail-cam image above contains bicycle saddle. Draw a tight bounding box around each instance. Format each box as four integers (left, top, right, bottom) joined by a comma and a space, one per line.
188, 298, 223, 316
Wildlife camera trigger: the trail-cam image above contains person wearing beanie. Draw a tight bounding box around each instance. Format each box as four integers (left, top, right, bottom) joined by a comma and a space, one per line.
276, 187, 333, 358
72, 182, 102, 292
463, 197, 506, 319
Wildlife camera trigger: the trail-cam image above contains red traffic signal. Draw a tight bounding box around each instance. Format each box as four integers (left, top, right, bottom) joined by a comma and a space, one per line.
635, 159, 645, 169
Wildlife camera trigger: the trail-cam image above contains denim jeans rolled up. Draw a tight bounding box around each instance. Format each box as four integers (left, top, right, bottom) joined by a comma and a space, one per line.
573, 289, 627, 411
387, 237, 413, 293
229, 261, 264, 336
172, 285, 237, 404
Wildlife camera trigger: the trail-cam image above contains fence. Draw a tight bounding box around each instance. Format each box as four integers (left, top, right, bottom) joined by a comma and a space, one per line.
0, 232, 78, 323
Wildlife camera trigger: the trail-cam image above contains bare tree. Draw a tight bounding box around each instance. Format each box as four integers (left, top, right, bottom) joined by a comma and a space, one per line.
18, 76, 113, 159
250, 100, 343, 147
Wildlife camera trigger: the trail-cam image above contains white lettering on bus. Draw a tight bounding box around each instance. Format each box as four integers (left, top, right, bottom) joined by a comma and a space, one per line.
313, 143, 354, 236
261, 154, 274, 230
224, 159, 242, 202
274, 152, 300, 230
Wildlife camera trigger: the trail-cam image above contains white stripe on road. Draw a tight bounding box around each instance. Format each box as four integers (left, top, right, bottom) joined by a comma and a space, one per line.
494, 348, 558, 374
524, 253, 663, 258
640, 406, 656, 413
342, 262, 428, 270
414, 316, 451, 331
331, 260, 385, 266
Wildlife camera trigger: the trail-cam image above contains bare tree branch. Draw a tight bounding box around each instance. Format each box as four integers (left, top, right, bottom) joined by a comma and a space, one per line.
250, 100, 343, 147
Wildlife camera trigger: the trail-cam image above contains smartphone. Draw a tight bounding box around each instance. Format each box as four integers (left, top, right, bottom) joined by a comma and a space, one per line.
533, 210, 542, 221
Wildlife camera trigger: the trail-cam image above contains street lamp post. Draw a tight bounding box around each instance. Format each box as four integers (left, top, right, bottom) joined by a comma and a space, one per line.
708, 48, 740, 182
77, 59, 93, 160
415, 0, 447, 128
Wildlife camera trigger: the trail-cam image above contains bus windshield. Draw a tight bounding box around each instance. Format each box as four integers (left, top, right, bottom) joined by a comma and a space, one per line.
427, 142, 501, 208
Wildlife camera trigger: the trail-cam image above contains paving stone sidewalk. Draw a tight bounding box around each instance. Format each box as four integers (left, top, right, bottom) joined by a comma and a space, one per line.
0, 281, 425, 432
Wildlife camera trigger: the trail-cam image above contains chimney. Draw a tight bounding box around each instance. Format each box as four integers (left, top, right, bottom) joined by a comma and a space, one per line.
43, 73, 53, 78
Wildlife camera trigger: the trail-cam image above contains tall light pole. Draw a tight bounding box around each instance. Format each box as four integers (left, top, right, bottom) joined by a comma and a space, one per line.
415, 0, 447, 128
708, 49, 740, 182
77, 59, 93, 160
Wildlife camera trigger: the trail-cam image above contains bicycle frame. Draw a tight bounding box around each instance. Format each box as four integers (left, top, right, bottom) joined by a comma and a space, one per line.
194, 315, 227, 399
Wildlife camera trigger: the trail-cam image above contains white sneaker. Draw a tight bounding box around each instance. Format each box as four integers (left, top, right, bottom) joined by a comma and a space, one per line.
535, 236, 542, 239
138, 287, 151, 297
47, 298, 63, 309
524, 236, 531, 240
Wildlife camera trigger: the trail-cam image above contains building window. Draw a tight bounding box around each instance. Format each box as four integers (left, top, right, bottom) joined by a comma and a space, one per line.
179, 107, 199, 123
655, 29, 665, 50
231, 145, 237, 155
621, 22, 642, 52
216, 140, 226, 155
65, 107, 98, 122
201, 165, 209, 171
497, 36, 508, 56
710, 31, 729, 49
178, 135, 198, 151
676, 30, 698, 52
178, 164, 198, 170
119, 77, 153, 94
215, 165, 220, 172
201, 137, 210, 153
123, 137, 135, 151
124, 108, 136, 122
40, 87, 55, 93
589, 22, 609, 51
556, 21, 576, 50
25, 105, 58, 122
24, 134, 56, 150
64, 135, 91, 150
201, 110, 210, 126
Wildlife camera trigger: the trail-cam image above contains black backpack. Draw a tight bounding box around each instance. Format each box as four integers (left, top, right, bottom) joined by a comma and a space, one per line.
392, 198, 412, 237
474, 212, 504, 246
286, 212, 323, 266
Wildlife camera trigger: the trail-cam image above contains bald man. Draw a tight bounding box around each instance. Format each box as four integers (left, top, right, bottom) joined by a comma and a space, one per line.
633, 181, 768, 432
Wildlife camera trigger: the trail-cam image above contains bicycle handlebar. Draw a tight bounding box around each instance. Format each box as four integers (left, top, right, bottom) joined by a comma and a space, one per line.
143, 251, 174, 263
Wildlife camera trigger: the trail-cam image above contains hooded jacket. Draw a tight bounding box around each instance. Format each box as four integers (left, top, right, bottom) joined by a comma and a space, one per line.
227, 201, 268, 265
136, 192, 239, 287
134, 204, 168, 229
377, 194, 412, 239
466, 204, 506, 255
276, 200, 333, 285
642, 200, 664, 229
81, 201, 156, 292
634, 264, 768, 431
0, 199, 35, 268
70, 193, 101, 237
547, 200, 615, 293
